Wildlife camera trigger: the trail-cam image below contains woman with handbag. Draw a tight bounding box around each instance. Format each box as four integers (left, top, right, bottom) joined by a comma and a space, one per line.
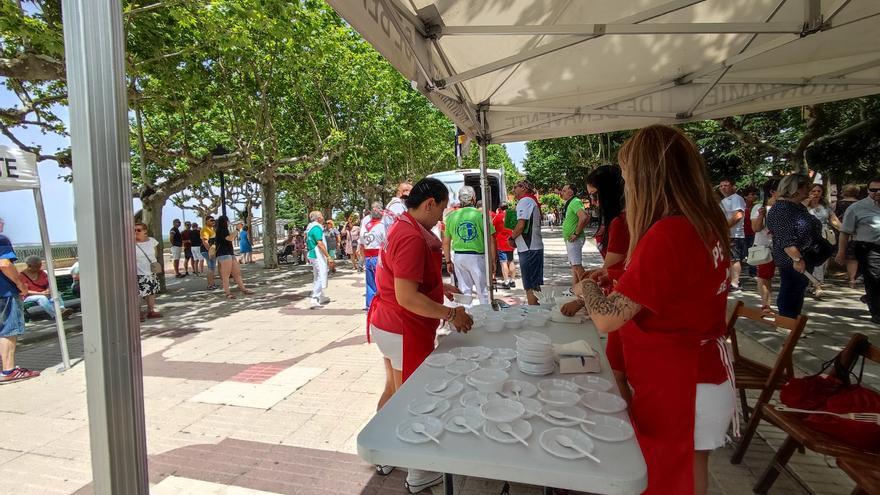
804, 183, 843, 298
750, 178, 778, 316
134, 222, 161, 320
766, 175, 825, 318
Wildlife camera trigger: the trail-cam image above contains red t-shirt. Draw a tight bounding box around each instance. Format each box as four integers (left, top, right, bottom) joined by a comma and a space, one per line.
370, 214, 445, 336
744, 205, 755, 236
492, 211, 514, 251
614, 216, 729, 384
605, 213, 629, 269
20, 270, 49, 293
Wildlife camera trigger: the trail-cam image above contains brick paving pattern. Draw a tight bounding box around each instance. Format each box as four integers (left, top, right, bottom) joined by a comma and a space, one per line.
1, 228, 875, 494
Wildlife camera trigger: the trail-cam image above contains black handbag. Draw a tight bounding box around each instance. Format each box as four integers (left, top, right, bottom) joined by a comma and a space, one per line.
803, 236, 834, 267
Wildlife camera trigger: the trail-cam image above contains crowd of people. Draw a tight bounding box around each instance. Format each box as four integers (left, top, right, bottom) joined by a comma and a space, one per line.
351, 125, 879, 494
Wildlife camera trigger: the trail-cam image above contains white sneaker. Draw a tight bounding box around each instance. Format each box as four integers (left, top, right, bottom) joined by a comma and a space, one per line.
405, 470, 443, 494
319, 296, 331, 305
309, 298, 322, 309
562, 289, 574, 297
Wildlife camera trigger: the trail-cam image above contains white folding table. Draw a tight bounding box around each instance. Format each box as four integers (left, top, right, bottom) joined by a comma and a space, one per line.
357, 318, 648, 494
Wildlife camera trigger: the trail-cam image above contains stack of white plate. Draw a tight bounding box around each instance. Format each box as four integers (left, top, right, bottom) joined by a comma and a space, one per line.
515, 331, 555, 376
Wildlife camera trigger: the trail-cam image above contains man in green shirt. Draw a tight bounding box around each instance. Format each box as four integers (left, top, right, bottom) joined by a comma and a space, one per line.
561, 183, 590, 286
306, 210, 334, 309
443, 186, 496, 305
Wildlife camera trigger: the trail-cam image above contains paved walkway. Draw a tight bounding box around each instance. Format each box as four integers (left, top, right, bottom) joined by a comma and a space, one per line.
3, 228, 875, 495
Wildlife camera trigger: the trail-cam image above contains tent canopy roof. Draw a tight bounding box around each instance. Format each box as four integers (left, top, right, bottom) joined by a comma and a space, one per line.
327, 0, 880, 143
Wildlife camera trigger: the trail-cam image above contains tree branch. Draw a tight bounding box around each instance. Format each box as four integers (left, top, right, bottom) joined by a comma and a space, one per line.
719, 116, 784, 158
0, 53, 65, 81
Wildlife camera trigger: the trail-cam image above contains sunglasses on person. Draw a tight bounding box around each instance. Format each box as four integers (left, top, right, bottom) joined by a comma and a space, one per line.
869, 187, 880, 193
135, 228, 145, 232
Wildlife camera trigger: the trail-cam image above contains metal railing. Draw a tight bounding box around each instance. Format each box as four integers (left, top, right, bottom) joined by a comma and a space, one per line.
14, 244, 79, 261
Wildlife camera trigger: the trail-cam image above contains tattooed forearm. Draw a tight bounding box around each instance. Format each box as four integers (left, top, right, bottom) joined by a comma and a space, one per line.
579, 279, 641, 332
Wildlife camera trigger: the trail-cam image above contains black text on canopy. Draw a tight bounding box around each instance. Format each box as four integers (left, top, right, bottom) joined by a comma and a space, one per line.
0, 145, 72, 369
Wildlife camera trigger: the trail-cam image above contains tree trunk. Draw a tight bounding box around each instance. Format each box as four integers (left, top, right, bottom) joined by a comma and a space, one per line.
141, 197, 167, 292
261, 175, 278, 269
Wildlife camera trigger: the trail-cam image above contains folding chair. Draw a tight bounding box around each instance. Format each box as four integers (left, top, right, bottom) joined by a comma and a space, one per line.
837, 457, 880, 495
754, 333, 880, 493
727, 300, 809, 464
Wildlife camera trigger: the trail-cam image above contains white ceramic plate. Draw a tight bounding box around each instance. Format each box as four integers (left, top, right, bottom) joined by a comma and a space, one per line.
580, 414, 635, 442
483, 419, 532, 444
441, 407, 485, 434
424, 353, 457, 368
500, 379, 538, 399
445, 360, 479, 375
460, 390, 501, 408
425, 379, 464, 398
480, 398, 525, 422
479, 358, 511, 371
537, 379, 580, 394
540, 405, 588, 427
493, 348, 517, 360
519, 365, 556, 376
537, 390, 582, 407
581, 391, 628, 413
572, 375, 613, 392
451, 346, 493, 361
396, 416, 444, 444
539, 427, 596, 459
517, 397, 543, 419
517, 331, 552, 345
407, 397, 451, 416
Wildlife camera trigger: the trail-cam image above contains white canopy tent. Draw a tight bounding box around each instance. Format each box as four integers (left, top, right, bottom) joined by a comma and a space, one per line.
0, 145, 71, 369
327, 0, 880, 142
327, 0, 880, 304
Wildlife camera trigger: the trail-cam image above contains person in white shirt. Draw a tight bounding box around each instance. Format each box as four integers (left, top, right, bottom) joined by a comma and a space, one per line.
509, 179, 544, 305
720, 179, 747, 291
360, 202, 388, 310
383, 182, 412, 230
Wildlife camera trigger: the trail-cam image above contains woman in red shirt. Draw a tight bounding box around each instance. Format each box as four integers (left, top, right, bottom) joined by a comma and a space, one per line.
367, 178, 472, 491
575, 125, 735, 495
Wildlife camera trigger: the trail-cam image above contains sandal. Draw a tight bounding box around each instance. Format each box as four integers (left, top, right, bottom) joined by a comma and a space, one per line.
760, 305, 775, 317
240, 289, 255, 295
225, 293, 236, 299
146, 311, 162, 319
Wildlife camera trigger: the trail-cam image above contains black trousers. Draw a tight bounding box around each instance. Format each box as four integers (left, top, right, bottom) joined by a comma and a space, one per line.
854, 242, 880, 318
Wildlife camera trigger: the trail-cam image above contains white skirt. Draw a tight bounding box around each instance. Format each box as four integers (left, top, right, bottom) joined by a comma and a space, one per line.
371, 325, 403, 371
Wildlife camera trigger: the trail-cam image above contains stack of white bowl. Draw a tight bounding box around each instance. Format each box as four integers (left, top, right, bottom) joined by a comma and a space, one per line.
515, 331, 555, 375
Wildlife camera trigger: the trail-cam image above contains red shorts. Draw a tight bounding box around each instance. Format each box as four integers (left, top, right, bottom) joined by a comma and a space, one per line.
757, 260, 776, 280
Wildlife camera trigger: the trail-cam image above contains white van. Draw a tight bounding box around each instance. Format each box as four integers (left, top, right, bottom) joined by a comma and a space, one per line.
426, 168, 509, 211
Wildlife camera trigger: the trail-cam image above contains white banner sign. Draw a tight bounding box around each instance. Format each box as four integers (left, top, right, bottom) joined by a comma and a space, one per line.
0, 145, 40, 192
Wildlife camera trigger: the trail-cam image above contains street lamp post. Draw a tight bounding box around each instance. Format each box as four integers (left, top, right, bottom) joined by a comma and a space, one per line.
212, 145, 229, 217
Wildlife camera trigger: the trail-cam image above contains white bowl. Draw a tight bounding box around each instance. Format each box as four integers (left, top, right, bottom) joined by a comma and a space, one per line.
525, 315, 549, 328
466, 369, 509, 393
484, 319, 505, 333
445, 360, 479, 375
518, 360, 556, 373
537, 390, 582, 407
479, 358, 511, 371
452, 293, 474, 306
572, 375, 613, 392
537, 379, 580, 394
581, 391, 628, 413
480, 398, 525, 423
517, 397, 543, 418
502, 315, 525, 330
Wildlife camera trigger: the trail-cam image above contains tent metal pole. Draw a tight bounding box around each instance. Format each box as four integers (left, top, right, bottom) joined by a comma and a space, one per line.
32, 188, 70, 370
62, 0, 149, 492
478, 111, 494, 307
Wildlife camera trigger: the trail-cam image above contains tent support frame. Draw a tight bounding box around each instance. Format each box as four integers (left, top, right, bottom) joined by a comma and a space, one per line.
478, 109, 495, 308
32, 188, 71, 370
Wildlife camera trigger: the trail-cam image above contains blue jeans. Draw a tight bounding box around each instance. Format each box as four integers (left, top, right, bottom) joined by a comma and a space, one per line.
24, 294, 64, 320
777, 264, 809, 318
365, 256, 378, 309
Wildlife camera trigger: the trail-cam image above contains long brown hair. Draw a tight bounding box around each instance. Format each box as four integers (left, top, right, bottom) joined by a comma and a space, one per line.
617, 125, 730, 261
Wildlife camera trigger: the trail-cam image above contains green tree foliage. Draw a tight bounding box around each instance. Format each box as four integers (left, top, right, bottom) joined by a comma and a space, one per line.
538, 192, 563, 212
522, 132, 631, 192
